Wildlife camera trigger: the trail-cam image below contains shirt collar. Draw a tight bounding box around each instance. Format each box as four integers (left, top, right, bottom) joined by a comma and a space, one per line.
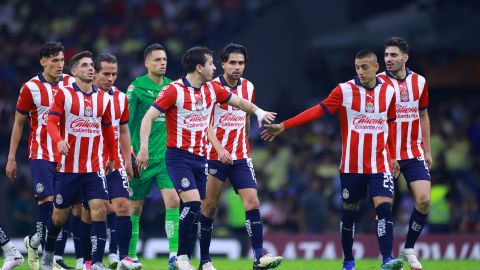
181, 77, 201, 91
385, 67, 412, 81
38, 73, 64, 86
219, 74, 241, 89
72, 82, 98, 96
354, 76, 382, 91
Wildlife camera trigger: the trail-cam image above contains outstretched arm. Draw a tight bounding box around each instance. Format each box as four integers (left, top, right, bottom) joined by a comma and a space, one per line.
260, 104, 325, 141
227, 94, 276, 128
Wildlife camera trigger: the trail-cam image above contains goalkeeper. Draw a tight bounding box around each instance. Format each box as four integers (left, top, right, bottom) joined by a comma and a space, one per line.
126, 44, 180, 270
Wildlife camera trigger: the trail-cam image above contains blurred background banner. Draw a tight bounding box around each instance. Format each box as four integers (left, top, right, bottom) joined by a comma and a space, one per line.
7, 234, 480, 259
1, 0, 480, 257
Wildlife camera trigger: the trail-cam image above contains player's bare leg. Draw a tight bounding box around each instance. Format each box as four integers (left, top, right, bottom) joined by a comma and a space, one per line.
238, 188, 283, 270
400, 180, 430, 270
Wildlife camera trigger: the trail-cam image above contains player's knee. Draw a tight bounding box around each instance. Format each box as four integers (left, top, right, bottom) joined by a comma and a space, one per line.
71, 204, 82, 216
90, 203, 107, 220
243, 197, 260, 211
114, 199, 130, 216
202, 200, 218, 217
416, 195, 430, 213
164, 194, 180, 208
52, 210, 68, 226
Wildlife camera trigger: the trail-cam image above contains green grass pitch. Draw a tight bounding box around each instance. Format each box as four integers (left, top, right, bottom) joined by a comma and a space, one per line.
7, 257, 479, 270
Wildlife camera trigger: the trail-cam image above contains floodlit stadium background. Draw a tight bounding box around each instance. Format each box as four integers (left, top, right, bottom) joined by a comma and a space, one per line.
1, 0, 479, 260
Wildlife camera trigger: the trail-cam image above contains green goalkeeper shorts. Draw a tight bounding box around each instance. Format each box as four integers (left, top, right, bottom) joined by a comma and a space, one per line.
129, 159, 174, 200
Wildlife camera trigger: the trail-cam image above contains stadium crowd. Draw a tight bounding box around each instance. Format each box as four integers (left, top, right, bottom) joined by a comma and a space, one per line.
1, 0, 479, 241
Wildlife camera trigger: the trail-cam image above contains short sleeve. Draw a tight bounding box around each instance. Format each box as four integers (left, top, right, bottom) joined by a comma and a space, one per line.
152, 84, 177, 112
49, 89, 65, 117
387, 90, 396, 121
319, 85, 343, 115
16, 85, 34, 114
212, 82, 232, 104
102, 100, 112, 126
419, 83, 429, 110
120, 96, 129, 125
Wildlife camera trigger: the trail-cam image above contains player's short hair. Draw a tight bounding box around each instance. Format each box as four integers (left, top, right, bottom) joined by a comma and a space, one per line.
384, 36, 409, 54
95, 53, 117, 72
143, 43, 166, 60
39, 42, 64, 59
69, 51, 93, 70
219, 43, 248, 63
181, 46, 213, 73
355, 49, 377, 61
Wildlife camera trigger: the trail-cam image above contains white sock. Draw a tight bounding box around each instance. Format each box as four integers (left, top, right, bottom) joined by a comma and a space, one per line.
1, 241, 17, 258
30, 233, 41, 248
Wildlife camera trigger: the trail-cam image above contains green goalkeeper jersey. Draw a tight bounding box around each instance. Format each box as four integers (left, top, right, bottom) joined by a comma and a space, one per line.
126, 74, 173, 161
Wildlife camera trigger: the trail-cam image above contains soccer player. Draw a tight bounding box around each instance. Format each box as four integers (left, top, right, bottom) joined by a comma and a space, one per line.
378, 37, 431, 270
136, 46, 276, 270
6, 41, 80, 270
0, 224, 24, 269
92, 53, 137, 270
261, 50, 404, 270
41, 51, 116, 270
198, 43, 283, 270
126, 43, 180, 269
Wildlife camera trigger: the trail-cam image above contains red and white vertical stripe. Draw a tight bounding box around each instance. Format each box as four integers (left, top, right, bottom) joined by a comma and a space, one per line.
378, 72, 427, 160
206, 77, 254, 160
16, 74, 74, 162
153, 79, 231, 156
337, 81, 395, 174
102, 87, 129, 169
56, 87, 110, 173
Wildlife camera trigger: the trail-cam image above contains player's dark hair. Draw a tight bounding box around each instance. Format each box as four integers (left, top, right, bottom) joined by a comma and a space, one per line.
70, 51, 93, 70
181, 46, 213, 73
39, 42, 64, 59
355, 49, 377, 61
219, 43, 248, 63
384, 36, 409, 54
143, 43, 166, 60
95, 53, 117, 72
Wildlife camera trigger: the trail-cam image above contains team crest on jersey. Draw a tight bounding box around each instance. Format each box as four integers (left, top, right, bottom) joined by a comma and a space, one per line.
181, 177, 190, 188
400, 84, 409, 102
209, 168, 217, 175
194, 94, 204, 110
56, 194, 63, 205
85, 106, 93, 117
342, 188, 350, 199
36, 183, 44, 193
365, 101, 375, 113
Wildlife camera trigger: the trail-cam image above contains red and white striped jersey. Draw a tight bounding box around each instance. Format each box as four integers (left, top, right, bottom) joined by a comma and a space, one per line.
16, 73, 74, 162
49, 83, 112, 173
152, 77, 232, 156
377, 69, 429, 160
101, 87, 129, 170
320, 77, 396, 174
206, 75, 255, 160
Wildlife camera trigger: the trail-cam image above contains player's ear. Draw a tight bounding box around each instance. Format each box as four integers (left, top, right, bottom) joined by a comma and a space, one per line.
40, 58, 46, 68
403, 53, 409, 63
